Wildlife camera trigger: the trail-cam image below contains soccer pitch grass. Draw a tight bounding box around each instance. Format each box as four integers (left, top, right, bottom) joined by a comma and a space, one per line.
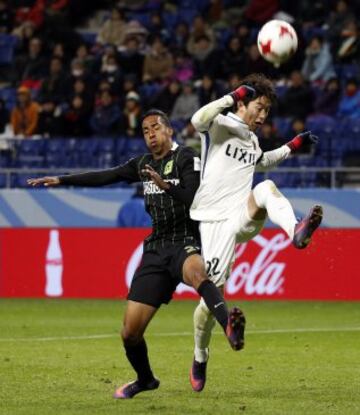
1, 300, 359, 415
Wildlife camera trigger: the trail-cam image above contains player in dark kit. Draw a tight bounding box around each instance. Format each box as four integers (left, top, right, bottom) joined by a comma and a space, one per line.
28, 109, 246, 399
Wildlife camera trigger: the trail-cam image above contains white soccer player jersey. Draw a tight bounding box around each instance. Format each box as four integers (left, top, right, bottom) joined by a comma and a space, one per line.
190, 95, 290, 222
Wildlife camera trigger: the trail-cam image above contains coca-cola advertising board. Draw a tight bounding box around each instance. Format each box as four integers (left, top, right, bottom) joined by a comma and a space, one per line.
0, 228, 359, 300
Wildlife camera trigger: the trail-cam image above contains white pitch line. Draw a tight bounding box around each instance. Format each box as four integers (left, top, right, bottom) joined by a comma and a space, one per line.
0, 327, 359, 343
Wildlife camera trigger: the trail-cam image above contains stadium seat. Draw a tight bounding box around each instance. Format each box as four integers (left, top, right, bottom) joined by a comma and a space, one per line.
98, 138, 115, 153
0, 87, 17, 111
0, 172, 7, 188
0, 34, 17, 64
126, 138, 148, 158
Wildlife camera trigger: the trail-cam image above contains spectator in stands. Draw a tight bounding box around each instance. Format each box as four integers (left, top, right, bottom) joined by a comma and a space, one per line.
119, 37, 144, 83
187, 15, 216, 57
244, 0, 279, 25
0, 0, 14, 33
13, 36, 48, 87
63, 94, 91, 137
172, 49, 193, 83
227, 73, 242, 92
337, 78, 360, 119
336, 19, 360, 64
221, 36, 246, 79
314, 77, 341, 116
301, 36, 336, 84
171, 81, 199, 122
117, 184, 151, 228
96, 6, 127, 48
66, 58, 93, 94
142, 36, 173, 82
122, 20, 148, 52
258, 121, 284, 152
12, 20, 37, 54
327, 0, 355, 50
178, 120, 200, 151
244, 43, 272, 77
37, 99, 64, 137
150, 80, 181, 114
10, 86, 40, 136
68, 77, 94, 107
74, 43, 95, 73
171, 21, 189, 50
98, 54, 123, 96
148, 11, 170, 41
120, 91, 142, 137
37, 56, 67, 103
90, 90, 121, 137
0, 98, 9, 133
278, 70, 314, 119
191, 35, 221, 79
122, 74, 138, 96
51, 41, 69, 65
197, 74, 224, 107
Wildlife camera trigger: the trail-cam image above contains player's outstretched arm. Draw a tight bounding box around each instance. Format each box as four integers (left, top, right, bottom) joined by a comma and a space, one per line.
256, 130, 319, 171
28, 161, 140, 188
191, 85, 255, 132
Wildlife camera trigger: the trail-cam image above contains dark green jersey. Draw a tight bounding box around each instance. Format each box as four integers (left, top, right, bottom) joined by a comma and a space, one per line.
59, 144, 201, 250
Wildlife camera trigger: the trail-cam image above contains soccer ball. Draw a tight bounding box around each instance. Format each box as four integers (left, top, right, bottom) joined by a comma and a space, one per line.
257, 20, 298, 67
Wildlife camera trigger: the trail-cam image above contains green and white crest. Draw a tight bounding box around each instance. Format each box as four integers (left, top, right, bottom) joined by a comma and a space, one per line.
163, 160, 174, 175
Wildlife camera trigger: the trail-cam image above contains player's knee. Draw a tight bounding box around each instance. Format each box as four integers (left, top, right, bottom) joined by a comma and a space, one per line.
121, 326, 142, 346
253, 179, 276, 207
189, 270, 208, 290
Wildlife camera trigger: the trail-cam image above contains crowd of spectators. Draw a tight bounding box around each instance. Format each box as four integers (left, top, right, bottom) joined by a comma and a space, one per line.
0, 0, 360, 151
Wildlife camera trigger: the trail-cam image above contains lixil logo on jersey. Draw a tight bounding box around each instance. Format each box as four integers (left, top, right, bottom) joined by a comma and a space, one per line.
225, 143, 256, 166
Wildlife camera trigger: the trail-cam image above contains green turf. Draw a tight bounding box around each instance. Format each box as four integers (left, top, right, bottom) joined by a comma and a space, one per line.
0, 299, 359, 415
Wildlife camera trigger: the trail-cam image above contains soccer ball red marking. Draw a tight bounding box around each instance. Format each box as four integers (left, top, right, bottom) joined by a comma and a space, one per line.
257, 20, 298, 66
279, 25, 293, 39
260, 40, 272, 55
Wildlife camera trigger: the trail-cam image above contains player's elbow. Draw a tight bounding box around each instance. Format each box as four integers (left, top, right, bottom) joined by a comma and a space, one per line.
191, 111, 205, 132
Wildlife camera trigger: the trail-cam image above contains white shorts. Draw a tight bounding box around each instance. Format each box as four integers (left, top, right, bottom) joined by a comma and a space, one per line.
199, 201, 265, 287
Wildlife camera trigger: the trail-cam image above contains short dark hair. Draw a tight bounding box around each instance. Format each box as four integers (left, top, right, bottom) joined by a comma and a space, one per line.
142, 109, 172, 128
240, 73, 277, 105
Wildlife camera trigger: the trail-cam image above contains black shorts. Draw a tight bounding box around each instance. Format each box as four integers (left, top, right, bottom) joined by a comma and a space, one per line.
127, 239, 201, 308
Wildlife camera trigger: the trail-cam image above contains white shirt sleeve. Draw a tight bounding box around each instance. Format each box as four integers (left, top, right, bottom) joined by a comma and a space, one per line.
191, 95, 234, 132
256, 145, 291, 171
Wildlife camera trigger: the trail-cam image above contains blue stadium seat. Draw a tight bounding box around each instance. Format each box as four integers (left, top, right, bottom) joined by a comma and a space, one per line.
0, 87, 17, 110
273, 117, 292, 137
17, 139, 46, 154
0, 173, 7, 188
98, 138, 115, 153
126, 138, 148, 158
0, 34, 17, 64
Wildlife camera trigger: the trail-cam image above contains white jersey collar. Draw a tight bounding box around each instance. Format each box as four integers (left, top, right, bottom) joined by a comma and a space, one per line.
227, 112, 249, 129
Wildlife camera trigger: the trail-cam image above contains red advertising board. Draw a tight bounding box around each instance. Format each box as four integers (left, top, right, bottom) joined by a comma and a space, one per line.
0, 228, 359, 300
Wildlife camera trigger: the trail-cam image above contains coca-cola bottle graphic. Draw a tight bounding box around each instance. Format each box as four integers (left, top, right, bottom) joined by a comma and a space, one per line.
45, 229, 63, 297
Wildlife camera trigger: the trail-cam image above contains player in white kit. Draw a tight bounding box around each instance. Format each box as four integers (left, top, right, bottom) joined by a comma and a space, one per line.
189, 73, 323, 392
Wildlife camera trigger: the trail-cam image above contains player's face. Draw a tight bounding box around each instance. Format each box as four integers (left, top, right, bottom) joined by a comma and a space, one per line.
239, 96, 271, 132
142, 115, 173, 158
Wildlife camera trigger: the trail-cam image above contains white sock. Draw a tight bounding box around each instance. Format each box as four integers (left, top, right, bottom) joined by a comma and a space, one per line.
252, 180, 298, 240
193, 299, 216, 363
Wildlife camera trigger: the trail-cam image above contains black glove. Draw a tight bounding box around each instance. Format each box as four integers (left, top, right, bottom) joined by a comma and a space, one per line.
286, 131, 319, 152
